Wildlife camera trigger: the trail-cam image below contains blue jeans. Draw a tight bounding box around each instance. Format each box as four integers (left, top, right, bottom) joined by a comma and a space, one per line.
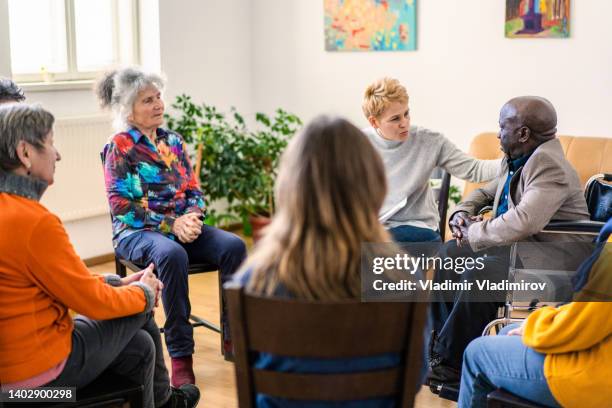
458, 324, 560, 408
115, 225, 247, 358
388, 225, 441, 243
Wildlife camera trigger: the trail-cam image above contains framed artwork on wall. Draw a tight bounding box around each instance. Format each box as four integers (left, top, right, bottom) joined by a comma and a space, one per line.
505, 0, 570, 38
324, 0, 417, 51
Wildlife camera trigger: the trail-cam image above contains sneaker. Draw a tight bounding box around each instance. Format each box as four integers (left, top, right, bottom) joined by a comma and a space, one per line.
162, 384, 201, 408
171, 355, 195, 387
426, 331, 461, 386
428, 363, 461, 386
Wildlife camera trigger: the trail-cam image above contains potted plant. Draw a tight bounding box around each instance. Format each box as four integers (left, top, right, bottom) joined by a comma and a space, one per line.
165, 95, 302, 240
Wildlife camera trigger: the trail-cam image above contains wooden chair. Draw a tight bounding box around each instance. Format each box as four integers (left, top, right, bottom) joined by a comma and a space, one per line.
115, 258, 228, 358
115, 258, 222, 335
225, 286, 428, 408
100, 148, 225, 354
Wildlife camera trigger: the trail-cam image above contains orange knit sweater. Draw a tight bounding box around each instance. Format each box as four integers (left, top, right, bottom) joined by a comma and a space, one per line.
0, 193, 149, 383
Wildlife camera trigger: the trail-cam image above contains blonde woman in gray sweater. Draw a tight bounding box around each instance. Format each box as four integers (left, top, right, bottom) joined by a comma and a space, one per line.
362, 77, 499, 243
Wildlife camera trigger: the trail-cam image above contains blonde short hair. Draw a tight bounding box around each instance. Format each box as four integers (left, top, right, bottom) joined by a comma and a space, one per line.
362, 77, 409, 119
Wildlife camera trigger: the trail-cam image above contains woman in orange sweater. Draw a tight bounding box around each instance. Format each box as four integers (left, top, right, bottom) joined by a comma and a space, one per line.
458, 218, 612, 408
0, 104, 199, 407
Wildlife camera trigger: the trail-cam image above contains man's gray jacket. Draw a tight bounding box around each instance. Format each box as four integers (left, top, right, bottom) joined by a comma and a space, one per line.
452, 138, 590, 252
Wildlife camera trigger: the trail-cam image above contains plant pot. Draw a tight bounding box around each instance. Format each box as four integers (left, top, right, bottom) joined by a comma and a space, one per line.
249, 214, 271, 243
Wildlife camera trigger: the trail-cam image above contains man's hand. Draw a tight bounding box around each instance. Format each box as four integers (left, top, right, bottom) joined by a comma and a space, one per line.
450, 212, 482, 246
172, 213, 203, 243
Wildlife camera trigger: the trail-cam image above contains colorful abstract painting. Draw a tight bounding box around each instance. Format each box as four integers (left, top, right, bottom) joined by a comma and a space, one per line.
324, 0, 416, 51
505, 0, 570, 38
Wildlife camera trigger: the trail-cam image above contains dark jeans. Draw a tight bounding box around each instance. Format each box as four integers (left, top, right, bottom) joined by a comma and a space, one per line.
388, 225, 442, 243
115, 225, 247, 357
430, 240, 510, 369
48, 313, 170, 408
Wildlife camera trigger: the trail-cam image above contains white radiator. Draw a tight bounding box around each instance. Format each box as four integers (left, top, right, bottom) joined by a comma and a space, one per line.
41, 115, 113, 222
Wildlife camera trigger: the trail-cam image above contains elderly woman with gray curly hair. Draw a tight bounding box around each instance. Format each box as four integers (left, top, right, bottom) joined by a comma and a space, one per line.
0, 103, 199, 407
97, 67, 247, 386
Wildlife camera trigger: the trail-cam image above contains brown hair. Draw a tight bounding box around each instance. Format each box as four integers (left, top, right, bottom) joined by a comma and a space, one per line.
242, 115, 395, 300
362, 77, 409, 119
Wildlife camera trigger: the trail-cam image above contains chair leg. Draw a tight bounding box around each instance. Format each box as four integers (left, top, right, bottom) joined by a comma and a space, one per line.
189, 314, 220, 333
157, 272, 223, 346
115, 257, 127, 278
219, 270, 225, 356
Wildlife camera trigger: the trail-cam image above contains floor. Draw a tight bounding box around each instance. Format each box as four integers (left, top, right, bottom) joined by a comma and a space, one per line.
88, 262, 456, 408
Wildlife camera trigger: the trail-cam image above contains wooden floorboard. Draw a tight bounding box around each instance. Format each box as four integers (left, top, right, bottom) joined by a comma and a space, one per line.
89, 262, 455, 407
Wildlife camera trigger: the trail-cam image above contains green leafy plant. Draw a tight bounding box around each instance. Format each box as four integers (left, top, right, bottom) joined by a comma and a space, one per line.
165, 95, 302, 232
430, 179, 463, 207
449, 185, 462, 205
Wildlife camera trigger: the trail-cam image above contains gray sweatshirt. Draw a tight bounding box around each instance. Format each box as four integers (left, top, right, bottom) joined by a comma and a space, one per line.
362, 126, 500, 230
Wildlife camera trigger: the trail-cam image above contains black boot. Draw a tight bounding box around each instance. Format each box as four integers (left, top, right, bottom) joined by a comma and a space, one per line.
161, 384, 201, 408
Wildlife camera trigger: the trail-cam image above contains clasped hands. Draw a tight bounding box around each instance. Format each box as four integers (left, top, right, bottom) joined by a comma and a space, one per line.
449, 211, 483, 247
171, 213, 204, 243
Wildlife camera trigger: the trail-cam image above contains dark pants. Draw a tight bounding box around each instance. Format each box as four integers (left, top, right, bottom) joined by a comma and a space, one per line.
48, 313, 170, 408
115, 225, 247, 357
430, 240, 509, 369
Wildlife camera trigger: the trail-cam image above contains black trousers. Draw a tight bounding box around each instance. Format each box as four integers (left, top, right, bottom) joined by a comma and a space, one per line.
430, 240, 510, 369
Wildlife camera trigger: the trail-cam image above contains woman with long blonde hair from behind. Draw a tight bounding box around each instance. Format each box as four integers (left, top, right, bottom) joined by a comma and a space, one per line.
242, 115, 391, 300
233, 115, 426, 407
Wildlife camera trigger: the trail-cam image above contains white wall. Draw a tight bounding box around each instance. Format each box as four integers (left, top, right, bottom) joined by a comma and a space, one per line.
252, 0, 612, 150
0, 0, 11, 76
2, 0, 610, 259
159, 0, 253, 116
1, 0, 254, 260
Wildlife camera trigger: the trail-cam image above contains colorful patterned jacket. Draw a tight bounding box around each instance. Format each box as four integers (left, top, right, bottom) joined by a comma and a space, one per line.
102, 127, 206, 245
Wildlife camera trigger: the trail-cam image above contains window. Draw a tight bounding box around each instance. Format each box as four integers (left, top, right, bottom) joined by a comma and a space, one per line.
7, 0, 139, 83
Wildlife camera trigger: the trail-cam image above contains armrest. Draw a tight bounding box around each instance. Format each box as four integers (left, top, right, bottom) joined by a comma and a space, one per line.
542, 220, 604, 235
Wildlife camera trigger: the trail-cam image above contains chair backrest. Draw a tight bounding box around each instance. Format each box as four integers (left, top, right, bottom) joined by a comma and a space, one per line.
431, 168, 452, 238
226, 286, 428, 408
462, 133, 612, 199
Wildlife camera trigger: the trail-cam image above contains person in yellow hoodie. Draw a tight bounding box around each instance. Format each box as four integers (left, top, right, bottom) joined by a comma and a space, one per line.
458, 216, 612, 408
